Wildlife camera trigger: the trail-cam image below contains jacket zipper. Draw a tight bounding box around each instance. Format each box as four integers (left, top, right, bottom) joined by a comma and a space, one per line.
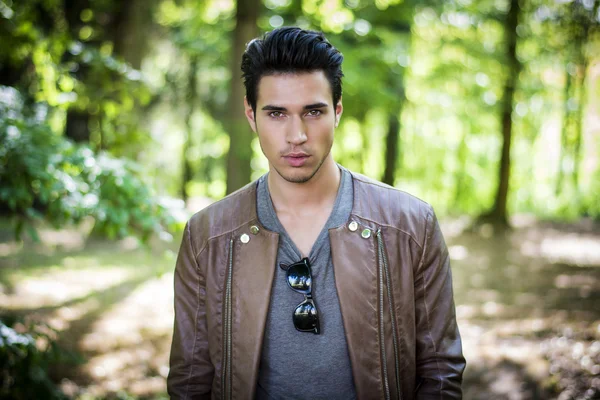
377, 230, 402, 400
222, 237, 234, 400
377, 229, 391, 400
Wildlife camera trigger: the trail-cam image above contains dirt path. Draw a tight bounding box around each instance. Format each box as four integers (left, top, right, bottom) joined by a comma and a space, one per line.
448, 217, 600, 399
1, 216, 599, 399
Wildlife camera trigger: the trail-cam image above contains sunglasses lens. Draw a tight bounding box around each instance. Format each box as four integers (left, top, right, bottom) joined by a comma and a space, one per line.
287, 263, 311, 293
293, 300, 319, 333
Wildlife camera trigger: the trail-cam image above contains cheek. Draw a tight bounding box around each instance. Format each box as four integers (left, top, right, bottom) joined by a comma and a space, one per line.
313, 122, 335, 142
257, 127, 281, 154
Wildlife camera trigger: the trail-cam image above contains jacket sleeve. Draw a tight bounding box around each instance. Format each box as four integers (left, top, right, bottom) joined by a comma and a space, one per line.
414, 206, 466, 399
167, 221, 213, 399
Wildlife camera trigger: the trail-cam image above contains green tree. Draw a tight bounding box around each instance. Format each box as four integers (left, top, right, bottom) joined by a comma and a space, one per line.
0, 1, 180, 241
553, 0, 599, 199
483, 0, 522, 227
225, 0, 262, 194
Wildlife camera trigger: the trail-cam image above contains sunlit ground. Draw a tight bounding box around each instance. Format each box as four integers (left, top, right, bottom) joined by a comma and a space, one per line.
1, 214, 599, 399
446, 215, 600, 400
0, 223, 178, 399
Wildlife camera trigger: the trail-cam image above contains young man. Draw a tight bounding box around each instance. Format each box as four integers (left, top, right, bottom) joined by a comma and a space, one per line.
168, 27, 465, 400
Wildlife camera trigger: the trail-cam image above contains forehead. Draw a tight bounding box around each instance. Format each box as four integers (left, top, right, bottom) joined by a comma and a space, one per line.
256, 71, 332, 107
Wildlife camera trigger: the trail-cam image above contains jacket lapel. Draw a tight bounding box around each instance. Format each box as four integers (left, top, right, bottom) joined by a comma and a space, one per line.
330, 221, 384, 400
229, 222, 279, 400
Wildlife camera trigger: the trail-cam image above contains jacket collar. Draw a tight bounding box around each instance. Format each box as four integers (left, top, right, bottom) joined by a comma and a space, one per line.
226, 164, 375, 233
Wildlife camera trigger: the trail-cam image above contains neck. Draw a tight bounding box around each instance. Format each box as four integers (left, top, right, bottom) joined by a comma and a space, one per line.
267, 156, 341, 216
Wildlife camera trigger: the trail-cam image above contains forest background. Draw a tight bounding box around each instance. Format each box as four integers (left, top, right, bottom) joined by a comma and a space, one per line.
1, 0, 599, 399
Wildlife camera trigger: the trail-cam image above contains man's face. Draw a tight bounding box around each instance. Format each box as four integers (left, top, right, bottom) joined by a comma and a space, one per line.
244, 71, 343, 184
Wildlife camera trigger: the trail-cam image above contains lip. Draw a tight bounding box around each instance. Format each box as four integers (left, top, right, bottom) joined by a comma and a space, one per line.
284, 152, 309, 157
283, 153, 310, 167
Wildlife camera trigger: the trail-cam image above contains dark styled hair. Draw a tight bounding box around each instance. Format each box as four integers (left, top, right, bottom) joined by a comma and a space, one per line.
241, 26, 344, 112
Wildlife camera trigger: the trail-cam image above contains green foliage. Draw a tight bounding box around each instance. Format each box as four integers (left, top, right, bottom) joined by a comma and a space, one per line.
0, 319, 79, 400
0, 0, 154, 157
151, 0, 235, 198
0, 86, 181, 242
1, 0, 599, 222
67, 43, 154, 157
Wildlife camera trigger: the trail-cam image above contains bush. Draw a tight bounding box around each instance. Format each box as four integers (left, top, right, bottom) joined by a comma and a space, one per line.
0, 86, 184, 242
0, 319, 79, 400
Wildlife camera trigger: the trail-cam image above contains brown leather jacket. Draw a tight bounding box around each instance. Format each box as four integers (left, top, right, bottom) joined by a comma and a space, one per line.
167, 171, 465, 400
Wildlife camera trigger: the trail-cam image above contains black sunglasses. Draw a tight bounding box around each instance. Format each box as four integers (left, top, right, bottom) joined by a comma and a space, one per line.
279, 257, 320, 334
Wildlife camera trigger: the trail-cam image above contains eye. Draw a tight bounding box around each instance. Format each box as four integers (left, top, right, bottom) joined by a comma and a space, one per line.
306, 110, 322, 117
268, 111, 284, 118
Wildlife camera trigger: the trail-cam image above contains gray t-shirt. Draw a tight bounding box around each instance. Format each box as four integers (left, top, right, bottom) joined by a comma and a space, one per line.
255, 166, 357, 400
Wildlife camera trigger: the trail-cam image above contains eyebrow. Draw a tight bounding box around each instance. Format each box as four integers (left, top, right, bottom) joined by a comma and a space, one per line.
261, 102, 329, 111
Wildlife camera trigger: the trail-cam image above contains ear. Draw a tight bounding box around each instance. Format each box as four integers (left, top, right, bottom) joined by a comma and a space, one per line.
244, 96, 257, 133
334, 97, 343, 128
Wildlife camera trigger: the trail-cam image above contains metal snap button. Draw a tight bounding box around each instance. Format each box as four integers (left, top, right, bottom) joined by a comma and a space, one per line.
240, 233, 250, 243
361, 229, 371, 239
250, 225, 260, 235
348, 221, 358, 232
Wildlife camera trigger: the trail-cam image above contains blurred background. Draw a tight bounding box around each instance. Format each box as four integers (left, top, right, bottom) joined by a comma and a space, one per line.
0, 0, 599, 399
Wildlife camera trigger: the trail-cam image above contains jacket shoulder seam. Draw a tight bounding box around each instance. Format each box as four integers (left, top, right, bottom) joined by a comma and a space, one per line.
351, 173, 430, 205
198, 179, 257, 210
189, 181, 258, 259
193, 217, 256, 260
352, 213, 423, 250
350, 172, 430, 249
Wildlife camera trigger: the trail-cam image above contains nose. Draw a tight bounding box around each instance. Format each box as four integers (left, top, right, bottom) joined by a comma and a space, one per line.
286, 115, 307, 145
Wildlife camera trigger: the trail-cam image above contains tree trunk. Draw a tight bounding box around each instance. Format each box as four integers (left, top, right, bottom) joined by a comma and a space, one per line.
65, 110, 90, 142
63, 0, 155, 143
225, 0, 261, 194
181, 56, 198, 202
453, 129, 469, 209
486, 0, 521, 226
572, 62, 587, 195
358, 125, 367, 173
556, 67, 573, 196
112, 0, 155, 69
572, 0, 599, 192
381, 54, 408, 186
63, 0, 91, 142
382, 112, 400, 186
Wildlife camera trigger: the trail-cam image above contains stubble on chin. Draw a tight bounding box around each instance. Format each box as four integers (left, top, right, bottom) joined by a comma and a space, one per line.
272, 165, 317, 184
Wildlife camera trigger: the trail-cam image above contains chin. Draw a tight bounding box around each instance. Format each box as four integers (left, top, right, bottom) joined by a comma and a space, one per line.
275, 165, 319, 184
283, 174, 314, 184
